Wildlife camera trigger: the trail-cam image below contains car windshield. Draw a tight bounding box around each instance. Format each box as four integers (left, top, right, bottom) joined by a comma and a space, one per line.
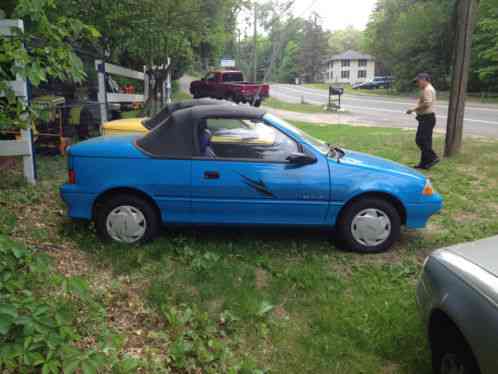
264, 113, 329, 154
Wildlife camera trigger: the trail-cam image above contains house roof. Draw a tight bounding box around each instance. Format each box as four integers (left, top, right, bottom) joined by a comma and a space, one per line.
325, 50, 374, 62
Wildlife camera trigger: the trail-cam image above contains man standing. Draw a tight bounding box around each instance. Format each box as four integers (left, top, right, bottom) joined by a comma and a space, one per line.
406, 73, 439, 169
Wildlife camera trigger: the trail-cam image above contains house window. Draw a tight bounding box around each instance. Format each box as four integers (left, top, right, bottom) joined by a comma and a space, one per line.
329, 71, 333, 81
358, 70, 367, 79
358, 59, 367, 67
341, 59, 350, 67
341, 71, 350, 79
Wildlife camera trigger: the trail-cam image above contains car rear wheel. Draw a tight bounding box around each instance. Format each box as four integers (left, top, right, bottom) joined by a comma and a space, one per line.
336, 198, 400, 253
95, 194, 159, 244
432, 324, 480, 374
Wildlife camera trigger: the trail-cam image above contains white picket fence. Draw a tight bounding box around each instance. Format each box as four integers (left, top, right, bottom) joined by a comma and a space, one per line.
0, 19, 36, 184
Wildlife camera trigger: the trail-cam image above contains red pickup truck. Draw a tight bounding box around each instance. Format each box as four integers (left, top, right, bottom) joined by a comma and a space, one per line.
190, 70, 269, 107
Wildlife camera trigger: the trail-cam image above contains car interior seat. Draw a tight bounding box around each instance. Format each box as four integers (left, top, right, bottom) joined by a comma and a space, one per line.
199, 127, 216, 158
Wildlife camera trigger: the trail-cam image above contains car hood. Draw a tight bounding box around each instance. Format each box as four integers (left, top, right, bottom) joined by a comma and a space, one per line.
445, 236, 498, 277
68, 135, 147, 158
338, 150, 425, 181
431, 236, 498, 305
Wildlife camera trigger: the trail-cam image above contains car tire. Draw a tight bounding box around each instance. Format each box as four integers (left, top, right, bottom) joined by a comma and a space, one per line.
336, 197, 400, 253
432, 324, 481, 374
95, 194, 160, 244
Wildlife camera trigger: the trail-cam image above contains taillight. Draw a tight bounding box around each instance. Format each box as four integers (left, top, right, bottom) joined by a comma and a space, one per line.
68, 169, 76, 184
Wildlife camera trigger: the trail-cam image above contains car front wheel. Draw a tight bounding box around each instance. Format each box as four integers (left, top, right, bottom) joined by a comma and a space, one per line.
337, 198, 400, 253
95, 194, 159, 244
432, 325, 481, 374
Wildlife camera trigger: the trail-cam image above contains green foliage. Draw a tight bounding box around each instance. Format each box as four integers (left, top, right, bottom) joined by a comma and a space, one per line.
327, 26, 366, 56
471, 0, 498, 90
365, 0, 455, 91
0, 0, 98, 131
159, 304, 261, 373
365, 0, 498, 92
0, 235, 129, 374
277, 40, 300, 83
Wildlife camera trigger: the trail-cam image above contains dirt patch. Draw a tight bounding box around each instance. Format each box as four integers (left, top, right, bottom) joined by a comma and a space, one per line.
255, 267, 270, 289
208, 298, 225, 314
272, 305, 289, 320
452, 211, 481, 224
104, 277, 166, 358
44, 245, 92, 277
0, 157, 17, 171
382, 362, 401, 374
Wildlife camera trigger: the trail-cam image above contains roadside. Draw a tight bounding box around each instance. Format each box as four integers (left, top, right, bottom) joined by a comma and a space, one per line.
304, 83, 498, 104
180, 75, 498, 138
270, 83, 498, 138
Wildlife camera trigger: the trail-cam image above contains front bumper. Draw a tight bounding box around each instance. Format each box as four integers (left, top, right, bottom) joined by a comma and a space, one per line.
405, 193, 443, 229
60, 184, 96, 220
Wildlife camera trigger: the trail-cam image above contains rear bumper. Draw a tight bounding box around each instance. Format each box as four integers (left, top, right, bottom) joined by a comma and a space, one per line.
405, 194, 443, 229
60, 184, 95, 220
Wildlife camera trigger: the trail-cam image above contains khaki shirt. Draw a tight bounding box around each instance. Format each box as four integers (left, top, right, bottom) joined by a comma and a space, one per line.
416, 84, 436, 115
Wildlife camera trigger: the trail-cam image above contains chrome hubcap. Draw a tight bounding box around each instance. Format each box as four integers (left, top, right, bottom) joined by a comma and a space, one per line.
106, 205, 146, 243
441, 354, 465, 374
351, 208, 391, 247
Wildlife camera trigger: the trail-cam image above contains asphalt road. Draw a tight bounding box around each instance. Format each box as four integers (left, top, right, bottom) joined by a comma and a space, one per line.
270, 83, 498, 138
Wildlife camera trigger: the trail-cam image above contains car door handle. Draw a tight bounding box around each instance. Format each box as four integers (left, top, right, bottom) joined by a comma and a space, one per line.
204, 171, 220, 179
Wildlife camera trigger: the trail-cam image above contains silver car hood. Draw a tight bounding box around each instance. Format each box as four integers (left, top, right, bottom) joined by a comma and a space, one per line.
432, 236, 498, 306
446, 236, 498, 277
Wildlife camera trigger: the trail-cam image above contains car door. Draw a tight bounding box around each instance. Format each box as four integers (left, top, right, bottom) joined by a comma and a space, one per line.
191, 117, 331, 225
204, 72, 218, 98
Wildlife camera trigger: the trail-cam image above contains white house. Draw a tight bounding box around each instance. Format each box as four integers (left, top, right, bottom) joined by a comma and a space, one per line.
322, 50, 376, 85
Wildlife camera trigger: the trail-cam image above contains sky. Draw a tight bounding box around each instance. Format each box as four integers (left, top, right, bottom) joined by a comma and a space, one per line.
292, 0, 377, 31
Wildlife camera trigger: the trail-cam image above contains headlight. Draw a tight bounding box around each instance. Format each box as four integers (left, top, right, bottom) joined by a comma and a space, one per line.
422, 179, 434, 196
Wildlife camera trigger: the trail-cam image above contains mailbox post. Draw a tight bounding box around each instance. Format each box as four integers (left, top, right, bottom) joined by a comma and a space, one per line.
327, 86, 344, 112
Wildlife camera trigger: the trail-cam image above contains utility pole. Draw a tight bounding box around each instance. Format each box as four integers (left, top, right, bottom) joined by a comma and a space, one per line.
444, 0, 480, 157
253, 2, 258, 82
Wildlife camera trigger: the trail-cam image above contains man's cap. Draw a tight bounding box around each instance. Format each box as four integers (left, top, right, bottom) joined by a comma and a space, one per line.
414, 72, 431, 82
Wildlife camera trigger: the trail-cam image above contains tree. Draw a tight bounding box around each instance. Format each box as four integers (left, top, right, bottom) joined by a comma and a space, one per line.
0, 0, 98, 130
298, 13, 328, 82
327, 26, 366, 56
277, 40, 300, 82
365, 0, 455, 91
470, 0, 498, 92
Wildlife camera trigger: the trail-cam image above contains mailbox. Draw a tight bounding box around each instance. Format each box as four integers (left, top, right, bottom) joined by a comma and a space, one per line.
327, 86, 344, 111
329, 86, 344, 96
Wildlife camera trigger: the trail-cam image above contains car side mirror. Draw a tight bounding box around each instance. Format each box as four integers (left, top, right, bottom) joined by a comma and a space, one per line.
286, 152, 316, 165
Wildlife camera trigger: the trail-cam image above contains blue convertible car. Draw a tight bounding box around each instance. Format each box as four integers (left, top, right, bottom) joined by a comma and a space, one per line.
60, 104, 442, 253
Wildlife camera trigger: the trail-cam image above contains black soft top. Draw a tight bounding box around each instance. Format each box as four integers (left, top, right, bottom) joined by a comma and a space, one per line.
136, 104, 266, 158
143, 98, 229, 130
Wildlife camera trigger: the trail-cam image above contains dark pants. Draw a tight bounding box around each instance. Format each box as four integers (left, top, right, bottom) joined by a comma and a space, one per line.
416, 113, 438, 165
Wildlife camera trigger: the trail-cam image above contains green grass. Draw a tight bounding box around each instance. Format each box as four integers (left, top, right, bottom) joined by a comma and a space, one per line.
1, 124, 498, 373
304, 83, 406, 97
264, 96, 326, 113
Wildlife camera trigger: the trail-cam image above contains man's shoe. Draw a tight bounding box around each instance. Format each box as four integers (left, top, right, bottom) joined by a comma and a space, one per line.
413, 163, 427, 169
425, 158, 440, 169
